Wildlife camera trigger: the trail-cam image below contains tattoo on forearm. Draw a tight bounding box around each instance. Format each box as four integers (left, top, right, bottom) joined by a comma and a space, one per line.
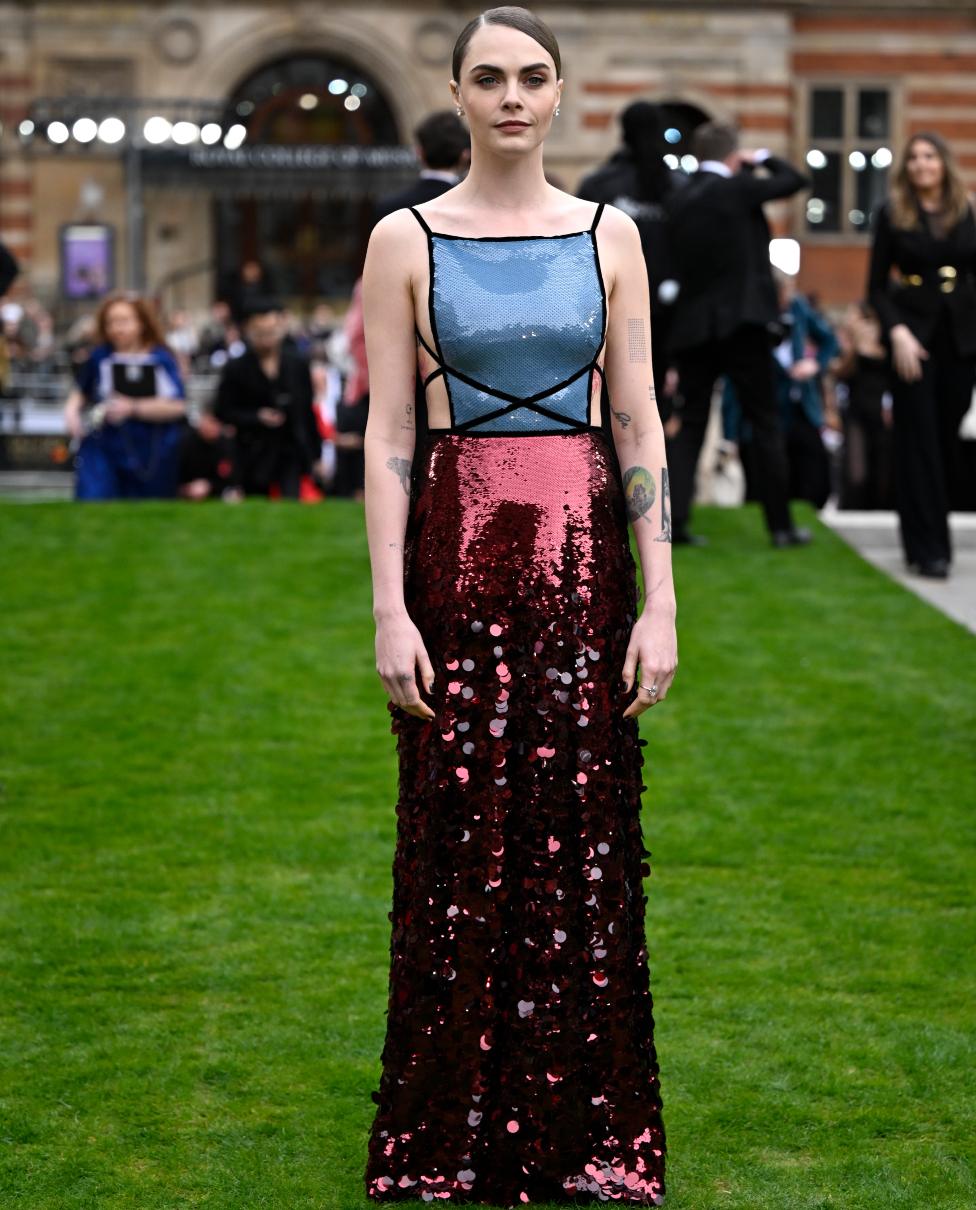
612, 408, 631, 428
386, 455, 411, 496
654, 467, 672, 543
388, 541, 403, 553
400, 401, 415, 432
623, 465, 656, 523
627, 318, 648, 364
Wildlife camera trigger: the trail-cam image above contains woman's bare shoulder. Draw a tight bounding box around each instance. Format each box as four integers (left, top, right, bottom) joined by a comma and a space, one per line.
367, 208, 428, 259
597, 202, 642, 244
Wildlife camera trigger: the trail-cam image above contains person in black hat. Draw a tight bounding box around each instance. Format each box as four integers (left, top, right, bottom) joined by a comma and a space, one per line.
213, 298, 319, 498
578, 100, 687, 422
665, 121, 811, 546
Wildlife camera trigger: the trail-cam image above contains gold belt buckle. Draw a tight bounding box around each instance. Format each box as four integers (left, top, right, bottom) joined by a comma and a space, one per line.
938, 265, 957, 293
903, 274, 923, 286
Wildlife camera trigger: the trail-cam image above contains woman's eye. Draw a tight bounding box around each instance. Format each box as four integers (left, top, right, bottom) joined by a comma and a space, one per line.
526, 75, 546, 86
476, 75, 498, 87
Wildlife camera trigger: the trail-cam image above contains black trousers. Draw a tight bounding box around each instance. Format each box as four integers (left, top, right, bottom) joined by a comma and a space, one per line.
890, 320, 975, 565
670, 324, 793, 535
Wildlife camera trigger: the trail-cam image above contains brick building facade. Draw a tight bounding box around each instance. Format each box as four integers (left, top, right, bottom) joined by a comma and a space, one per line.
1, 1, 974, 315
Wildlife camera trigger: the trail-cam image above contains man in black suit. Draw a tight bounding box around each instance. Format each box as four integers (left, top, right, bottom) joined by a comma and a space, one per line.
373, 111, 469, 225
666, 122, 811, 546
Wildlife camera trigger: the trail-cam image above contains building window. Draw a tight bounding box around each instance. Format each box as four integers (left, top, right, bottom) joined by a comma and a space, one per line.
804, 84, 894, 235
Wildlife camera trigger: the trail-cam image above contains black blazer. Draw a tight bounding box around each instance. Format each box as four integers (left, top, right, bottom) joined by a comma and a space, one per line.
0, 241, 18, 297
577, 151, 689, 293
373, 175, 457, 227
867, 198, 976, 349
665, 157, 809, 351
214, 345, 318, 473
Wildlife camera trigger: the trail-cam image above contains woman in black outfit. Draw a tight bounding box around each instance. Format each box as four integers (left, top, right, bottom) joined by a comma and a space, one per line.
868, 130, 976, 578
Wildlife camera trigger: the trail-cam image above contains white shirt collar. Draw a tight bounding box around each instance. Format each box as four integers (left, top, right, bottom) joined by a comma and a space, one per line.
699, 160, 733, 178
419, 169, 460, 184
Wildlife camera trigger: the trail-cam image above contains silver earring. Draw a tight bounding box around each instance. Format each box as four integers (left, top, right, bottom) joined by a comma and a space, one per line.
554, 107, 560, 117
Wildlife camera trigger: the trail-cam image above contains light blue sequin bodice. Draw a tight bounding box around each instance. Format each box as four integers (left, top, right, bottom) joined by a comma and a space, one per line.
411, 205, 607, 435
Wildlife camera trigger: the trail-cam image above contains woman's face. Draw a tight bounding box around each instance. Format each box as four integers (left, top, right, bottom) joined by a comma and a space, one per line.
104, 302, 144, 351
452, 24, 561, 158
905, 139, 945, 194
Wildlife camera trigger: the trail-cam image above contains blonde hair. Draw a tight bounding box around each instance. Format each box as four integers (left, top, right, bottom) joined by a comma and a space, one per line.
889, 131, 970, 231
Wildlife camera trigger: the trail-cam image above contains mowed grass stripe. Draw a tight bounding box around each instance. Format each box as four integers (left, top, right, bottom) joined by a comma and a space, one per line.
0, 501, 973, 1209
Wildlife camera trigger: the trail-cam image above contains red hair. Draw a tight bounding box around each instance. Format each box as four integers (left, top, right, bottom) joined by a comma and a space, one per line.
95, 292, 169, 350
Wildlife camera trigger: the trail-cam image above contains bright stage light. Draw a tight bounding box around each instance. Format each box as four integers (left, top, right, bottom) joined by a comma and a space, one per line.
98, 117, 125, 144
72, 117, 98, 143
171, 121, 200, 145
769, 238, 800, 276
47, 121, 69, 144
144, 116, 173, 144
223, 124, 246, 150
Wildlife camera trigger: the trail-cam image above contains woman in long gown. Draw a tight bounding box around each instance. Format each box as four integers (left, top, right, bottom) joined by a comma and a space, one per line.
362, 8, 677, 1205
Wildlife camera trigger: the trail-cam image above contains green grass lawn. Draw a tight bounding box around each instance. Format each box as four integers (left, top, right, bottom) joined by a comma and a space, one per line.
1, 499, 974, 1210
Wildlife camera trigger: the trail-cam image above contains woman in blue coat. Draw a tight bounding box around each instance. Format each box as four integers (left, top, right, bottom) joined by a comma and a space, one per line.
64, 292, 188, 499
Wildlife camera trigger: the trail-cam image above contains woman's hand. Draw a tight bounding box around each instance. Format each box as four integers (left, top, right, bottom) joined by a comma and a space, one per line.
891, 324, 929, 383
103, 395, 136, 424
375, 610, 436, 720
621, 608, 678, 719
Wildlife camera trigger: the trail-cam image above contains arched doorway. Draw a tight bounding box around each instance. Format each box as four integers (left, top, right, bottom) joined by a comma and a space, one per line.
214, 52, 408, 308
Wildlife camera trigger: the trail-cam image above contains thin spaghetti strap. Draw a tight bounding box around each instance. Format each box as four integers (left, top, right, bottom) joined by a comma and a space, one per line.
590, 202, 606, 232
408, 206, 433, 235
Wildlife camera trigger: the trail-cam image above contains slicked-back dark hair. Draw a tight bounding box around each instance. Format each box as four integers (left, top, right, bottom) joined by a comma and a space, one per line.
452, 6, 561, 82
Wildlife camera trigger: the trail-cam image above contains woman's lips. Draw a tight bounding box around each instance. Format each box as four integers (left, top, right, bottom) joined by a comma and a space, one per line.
497, 122, 530, 130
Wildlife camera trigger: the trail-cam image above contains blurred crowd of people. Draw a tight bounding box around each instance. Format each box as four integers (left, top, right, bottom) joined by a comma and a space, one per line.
0, 104, 973, 571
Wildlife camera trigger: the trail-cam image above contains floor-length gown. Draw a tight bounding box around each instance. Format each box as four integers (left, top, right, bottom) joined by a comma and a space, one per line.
365, 202, 667, 1206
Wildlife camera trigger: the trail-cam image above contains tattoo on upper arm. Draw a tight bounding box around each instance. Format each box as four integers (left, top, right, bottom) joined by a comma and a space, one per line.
654, 467, 672, 543
627, 318, 648, 364
612, 408, 631, 428
622, 465, 656, 523
387, 455, 412, 496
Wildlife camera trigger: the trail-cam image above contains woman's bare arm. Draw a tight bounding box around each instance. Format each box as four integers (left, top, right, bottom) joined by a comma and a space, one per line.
63, 386, 85, 440
600, 208, 678, 715
362, 212, 435, 719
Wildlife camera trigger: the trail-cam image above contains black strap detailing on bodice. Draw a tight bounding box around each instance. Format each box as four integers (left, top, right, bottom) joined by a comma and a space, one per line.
408, 205, 607, 438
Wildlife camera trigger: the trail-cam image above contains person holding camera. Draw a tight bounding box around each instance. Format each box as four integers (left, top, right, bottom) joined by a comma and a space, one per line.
665, 121, 810, 546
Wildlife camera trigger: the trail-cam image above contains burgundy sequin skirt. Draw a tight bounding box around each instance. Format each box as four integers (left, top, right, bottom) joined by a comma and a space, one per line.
365, 431, 666, 1206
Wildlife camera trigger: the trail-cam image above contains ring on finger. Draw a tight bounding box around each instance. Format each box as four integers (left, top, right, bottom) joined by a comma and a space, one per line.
639, 682, 659, 697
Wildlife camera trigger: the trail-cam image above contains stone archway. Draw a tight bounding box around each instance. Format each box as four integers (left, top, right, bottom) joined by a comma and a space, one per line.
211, 49, 415, 306
189, 12, 427, 145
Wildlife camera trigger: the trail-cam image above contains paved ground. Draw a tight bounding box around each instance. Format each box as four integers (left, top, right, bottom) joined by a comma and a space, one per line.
819, 505, 976, 636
